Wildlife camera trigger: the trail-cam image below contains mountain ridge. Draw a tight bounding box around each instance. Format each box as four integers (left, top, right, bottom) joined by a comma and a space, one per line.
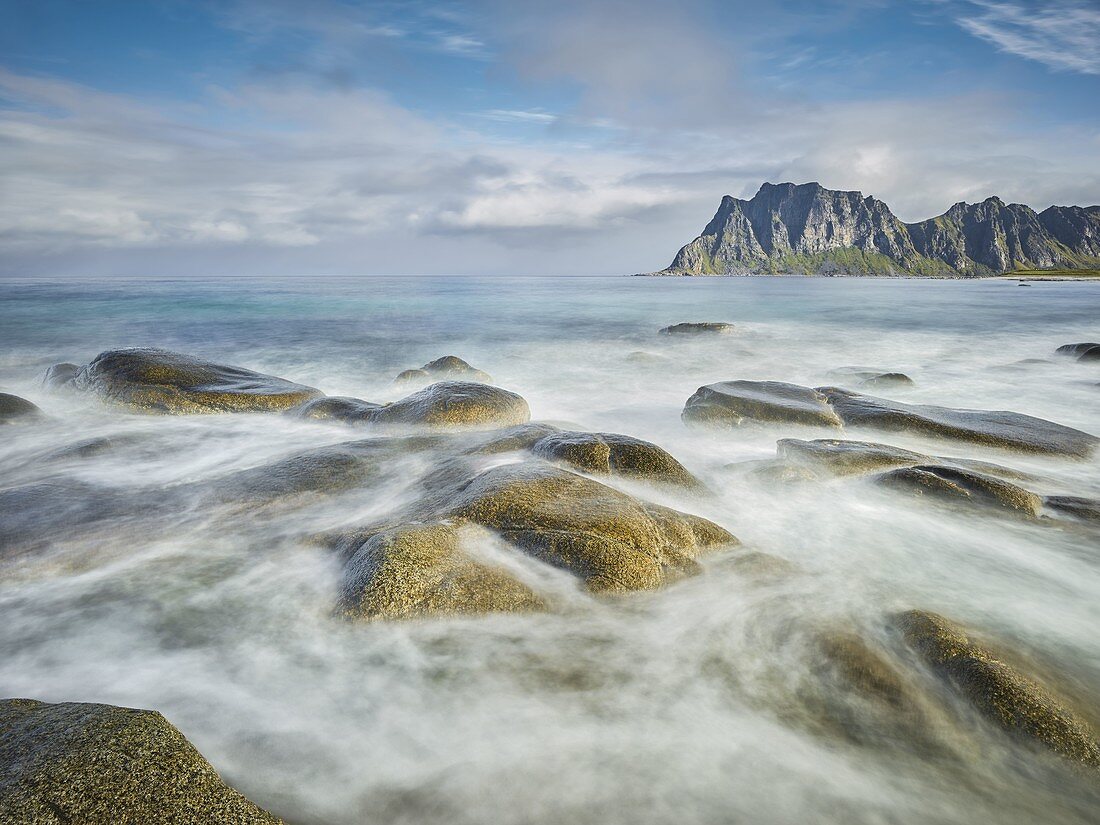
649, 182, 1100, 277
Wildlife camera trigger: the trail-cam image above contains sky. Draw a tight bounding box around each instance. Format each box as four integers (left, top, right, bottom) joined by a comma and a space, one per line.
1, 0, 1099, 276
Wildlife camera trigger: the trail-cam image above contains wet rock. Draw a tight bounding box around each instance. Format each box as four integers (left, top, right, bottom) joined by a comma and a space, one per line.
659, 322, 734, 335
859, 372, 914, 390
69, 348, 322, 414
0, 698, 279, 823
1043, 496, 1100, 523
894, 610, 1100, 767
40, 363, 80, 389
396, 356, 491, 384
469, 422, 563, 454
292, 396, 381, 423
683, 381, 842, 428
531, 431, 700, 488
777, 438, 929, 477
0, 392, 42, 423
817, 386, 1098, 457
874, 465, 1043, 518
624, 351, 669, 365
0, 481, 137, 559
339, 523, 547, 620
1056, 343, 1100, 359
1078, 346, 1100, 362
369, 381, 529, 428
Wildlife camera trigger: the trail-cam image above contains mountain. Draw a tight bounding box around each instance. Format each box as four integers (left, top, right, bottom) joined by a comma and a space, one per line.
653, 182, 1100, 277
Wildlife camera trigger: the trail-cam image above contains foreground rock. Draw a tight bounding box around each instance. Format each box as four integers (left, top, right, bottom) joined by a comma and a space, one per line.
818, 386, 1098, 457
683, 381, 842, 428
894, 611, 1100, 767
531, 430, 700, 488
66, 348, 322, 414
0, 698, 279, 823
660, 322, 734, 336
370, 381, 529, 428
335, 461, 737, 617
875, 465, 1043, 519
395, 355, 492, 384
0, 392, 42, 423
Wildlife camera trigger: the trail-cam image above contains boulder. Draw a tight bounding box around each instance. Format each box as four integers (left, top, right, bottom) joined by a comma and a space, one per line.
777, 438, 928, 477
683, 381, 842, 428
339, 523, 547, 620
40, 363, 80, 389
1043, 496, 1100, 523
894, 611, 1100, 766
859, 372, 914, 390
292, 396, 381, 423
531, 431, 700, 488
817, 386, 1098, 457
0, 392, 42, 424
874, 465, 1043, 519
1079, 346, 1100, 363
369, 381, 529, 428
659, 322, 734, 335
0, 698, 279, 823
1056, 343, 1100, 358
68, 348, 322, 414
395, 355, 491, 384
469, 422, 563, 454
393, 368, 430, 385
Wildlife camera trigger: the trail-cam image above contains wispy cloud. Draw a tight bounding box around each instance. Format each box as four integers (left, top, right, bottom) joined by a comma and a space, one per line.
956, 0, 1100, 74
478, 109, 557, 124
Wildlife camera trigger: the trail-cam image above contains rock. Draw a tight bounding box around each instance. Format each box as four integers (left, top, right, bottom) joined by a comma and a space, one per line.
369, 381, 529, 428
1056, 343, 1100, 358
625, 351, 669, 365
1078, 346, 1100, 363
0, 698, 279, 823
469, 422, 563, 454
777, 438, 928, 477
292, 396, 381, 423
874, 465, 1043, 519
894, 611, 1100, 766
396, 356, 491, 384
0, 392, 42, 423
1043, 496, 1100, 523
817, 386, 1098, 457
683, 381, 842, 428
659, 322, 734, 335
339, 523, 547, 620
859, 372, 914, 390
531, 431, 700, 488
69, 348, 322, 414
40, 363, 80, 389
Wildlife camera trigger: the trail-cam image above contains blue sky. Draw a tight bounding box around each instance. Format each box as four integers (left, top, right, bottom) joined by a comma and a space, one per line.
2, 0, 1098, 275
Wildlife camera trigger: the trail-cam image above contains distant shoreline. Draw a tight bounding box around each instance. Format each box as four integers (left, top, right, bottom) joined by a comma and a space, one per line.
633, 269, 1100, 280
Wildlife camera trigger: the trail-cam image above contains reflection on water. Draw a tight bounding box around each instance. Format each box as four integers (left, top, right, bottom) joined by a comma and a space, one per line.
1, 275, 1099, 824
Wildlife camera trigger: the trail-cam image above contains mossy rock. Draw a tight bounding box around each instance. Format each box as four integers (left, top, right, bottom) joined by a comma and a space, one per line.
69, 348, 322, 414
370, 381, 529, 429
531, 431, 700, 488
292, 396, 381, 423
659, 322, 734, 335
683, 381, 842, 428
893, 610, 1100, 766
339, 523, 547, 620
817, 386, 1098, 457
0, 698, 279, 823
0, 392, 42, 424
874, 465, 1043, 518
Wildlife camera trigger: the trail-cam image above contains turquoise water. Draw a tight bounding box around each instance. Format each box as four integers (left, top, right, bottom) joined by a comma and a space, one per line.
1, 275, 1099, 824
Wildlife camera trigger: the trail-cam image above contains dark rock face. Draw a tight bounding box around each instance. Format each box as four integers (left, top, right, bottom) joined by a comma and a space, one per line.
531, 431, 699, 488
894, 611, 1100, 767
0, 392, 41, 423
0, 698, 279, 823
659, 322, 734, 335
370, 381, 529, 428
40, 363, 80, 389
1043, 496, 1100, 523
1055, 343, 1100, 358
396, 355, 492, 384
658, 182, 1100, 276
68, 348, 322, 414
292, 396, 382, 423
874, 465, 1043, 519
682, 381, 842, 428
817, 387, 1098, 457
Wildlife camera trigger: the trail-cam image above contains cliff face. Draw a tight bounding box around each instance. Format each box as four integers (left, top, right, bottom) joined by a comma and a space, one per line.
661, 182, 1100, 276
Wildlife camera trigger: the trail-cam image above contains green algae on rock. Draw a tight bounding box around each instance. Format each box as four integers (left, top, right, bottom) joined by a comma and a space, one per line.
0, 698, 280, 824
893, 610, 1100, 767
683, 380, 842, 428
68, 348, 322, 414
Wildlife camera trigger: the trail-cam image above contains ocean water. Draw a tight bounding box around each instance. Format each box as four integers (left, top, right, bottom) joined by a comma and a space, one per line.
1, 274, 1099, 824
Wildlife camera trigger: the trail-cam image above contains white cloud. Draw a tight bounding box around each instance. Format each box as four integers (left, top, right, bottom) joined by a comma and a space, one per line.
956, 0, 1100, 74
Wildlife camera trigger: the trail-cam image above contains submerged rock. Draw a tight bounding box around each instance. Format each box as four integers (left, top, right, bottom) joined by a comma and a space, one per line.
828, 368, 914, 389
894, 611, 1100, 767
0, 392, 42, 423
0, 698, 279, 823
396, 355, 492, 384
394, 368, 430, 384
683, 381, 842, 428
1043, 495, 1100, 524
370, 381, 529, 428
292, 396, 382, 423
659, 322, 734, 335
40, 363, 80, 389
777, 438, 928, 477
817, 386, 1098, 457
68, 348, 322, 414
339, 523, 546, 620
874, 465, 1043, 519
531, 431, 699, 488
